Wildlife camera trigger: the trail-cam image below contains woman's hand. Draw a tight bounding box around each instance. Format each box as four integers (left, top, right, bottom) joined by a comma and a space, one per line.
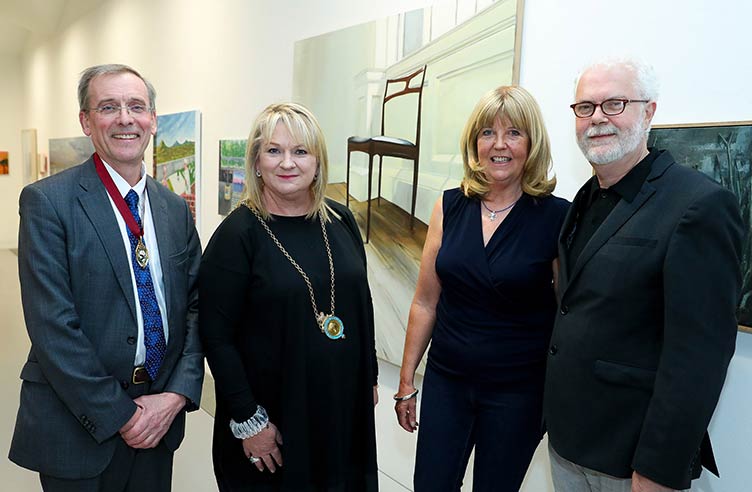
373, 385, 379, 406
394, 384, 419, 433
242, 422, 284, 473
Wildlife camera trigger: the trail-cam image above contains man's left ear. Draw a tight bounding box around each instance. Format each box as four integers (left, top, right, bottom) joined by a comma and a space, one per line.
150, 111, 158, 136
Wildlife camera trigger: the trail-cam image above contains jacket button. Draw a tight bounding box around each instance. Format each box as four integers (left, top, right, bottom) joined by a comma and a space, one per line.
127, 336, 136, 345
560, 305, 569, 315
549, 345, 559, 355
121, 380, 129, 389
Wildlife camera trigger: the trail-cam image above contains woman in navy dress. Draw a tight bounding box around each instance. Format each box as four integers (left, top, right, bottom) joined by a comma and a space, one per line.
394, 86, 569, 491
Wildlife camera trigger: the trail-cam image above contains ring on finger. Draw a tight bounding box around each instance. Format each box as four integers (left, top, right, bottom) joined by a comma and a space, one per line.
249, 456, 261, 463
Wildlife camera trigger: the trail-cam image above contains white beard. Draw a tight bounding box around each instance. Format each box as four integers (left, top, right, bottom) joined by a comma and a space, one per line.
577, 119, 648, 165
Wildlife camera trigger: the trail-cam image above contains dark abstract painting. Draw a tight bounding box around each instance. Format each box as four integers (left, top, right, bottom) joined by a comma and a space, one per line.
649, 122, 752, 331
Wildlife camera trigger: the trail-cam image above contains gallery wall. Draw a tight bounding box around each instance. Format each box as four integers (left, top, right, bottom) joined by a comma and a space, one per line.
14, 0, 432, 246
0, 53, 24, 249
2, 0, 750, 490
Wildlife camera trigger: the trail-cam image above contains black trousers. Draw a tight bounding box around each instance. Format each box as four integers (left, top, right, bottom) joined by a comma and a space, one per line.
40, 381, 174, 492
40, 439, 173, 492
413, 366, 543, 492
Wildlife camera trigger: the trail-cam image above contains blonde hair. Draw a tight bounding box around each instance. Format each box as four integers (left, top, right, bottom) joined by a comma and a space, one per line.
460, 86, 556, 198
243, 102, 332, 221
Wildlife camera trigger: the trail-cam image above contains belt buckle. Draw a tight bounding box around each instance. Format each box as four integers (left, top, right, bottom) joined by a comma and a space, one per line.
132, 366, 150, 385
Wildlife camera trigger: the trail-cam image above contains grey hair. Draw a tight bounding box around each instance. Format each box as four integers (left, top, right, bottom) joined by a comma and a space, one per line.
574, 57, 660, 101
78, 64, 157, 111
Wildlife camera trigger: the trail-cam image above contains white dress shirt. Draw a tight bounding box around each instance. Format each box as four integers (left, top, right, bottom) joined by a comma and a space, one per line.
102, 160, 170, 366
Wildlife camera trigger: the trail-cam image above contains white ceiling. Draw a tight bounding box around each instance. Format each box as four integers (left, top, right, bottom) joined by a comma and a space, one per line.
0, 0, 106, 56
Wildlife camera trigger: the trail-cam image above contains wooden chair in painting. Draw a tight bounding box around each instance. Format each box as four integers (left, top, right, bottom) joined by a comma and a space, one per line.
346, 65, 427, 243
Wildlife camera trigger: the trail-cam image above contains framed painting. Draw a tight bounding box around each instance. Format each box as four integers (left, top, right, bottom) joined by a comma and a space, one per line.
0, 151, 8, 175
648, 121, 752, 333
49, 136, 95, 175
153, 110, 201, 224
218, 139, 247, 215
22, 129, 38, 184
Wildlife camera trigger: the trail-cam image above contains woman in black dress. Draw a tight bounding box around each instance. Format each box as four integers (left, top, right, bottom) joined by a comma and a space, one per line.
200, 102, 378, 491
394, 86, 570, 491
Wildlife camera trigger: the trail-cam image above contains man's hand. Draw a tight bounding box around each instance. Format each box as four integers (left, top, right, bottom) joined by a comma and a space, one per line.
119, 392, 187, 449
632, 471, 675, 492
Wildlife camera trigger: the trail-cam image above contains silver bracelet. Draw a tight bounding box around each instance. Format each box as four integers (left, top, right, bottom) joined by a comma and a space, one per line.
393, 388, 419, 401
229, 405, 269, 440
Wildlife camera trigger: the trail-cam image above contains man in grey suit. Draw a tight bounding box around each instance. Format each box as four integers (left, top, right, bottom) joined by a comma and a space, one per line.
9, 64, 203, 491
544, 58, 743, 491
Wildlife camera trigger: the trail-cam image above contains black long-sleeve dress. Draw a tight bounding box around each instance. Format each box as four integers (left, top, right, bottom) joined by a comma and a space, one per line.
199, 199, 378, 492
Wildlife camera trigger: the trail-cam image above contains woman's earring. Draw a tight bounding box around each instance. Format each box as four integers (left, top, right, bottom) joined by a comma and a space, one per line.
255, 169, 262, 178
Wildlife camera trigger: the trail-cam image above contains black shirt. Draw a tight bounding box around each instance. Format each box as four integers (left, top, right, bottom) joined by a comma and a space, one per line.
566, 149, 659, 265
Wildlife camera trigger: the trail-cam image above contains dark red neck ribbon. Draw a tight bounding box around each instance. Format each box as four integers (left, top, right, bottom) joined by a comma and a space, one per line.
92, 153, 144, 240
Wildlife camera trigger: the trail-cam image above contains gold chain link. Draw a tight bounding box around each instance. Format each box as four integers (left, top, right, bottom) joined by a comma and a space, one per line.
244, 203, 335, 328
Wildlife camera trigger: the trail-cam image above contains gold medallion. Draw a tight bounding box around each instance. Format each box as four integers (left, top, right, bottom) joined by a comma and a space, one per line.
321, 315, 345, 340
135, 237, 149, 268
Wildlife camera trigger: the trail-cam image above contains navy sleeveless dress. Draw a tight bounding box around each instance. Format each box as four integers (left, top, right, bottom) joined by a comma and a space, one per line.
414, 188, 569, 492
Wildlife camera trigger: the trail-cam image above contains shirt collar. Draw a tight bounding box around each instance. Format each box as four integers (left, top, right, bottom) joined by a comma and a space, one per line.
101, 159, 147, 198
588, 149, 660, 203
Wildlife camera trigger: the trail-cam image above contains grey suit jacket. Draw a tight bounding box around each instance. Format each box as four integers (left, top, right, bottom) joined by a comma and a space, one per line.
543, 150, 743, 490
9, 157, 203, 479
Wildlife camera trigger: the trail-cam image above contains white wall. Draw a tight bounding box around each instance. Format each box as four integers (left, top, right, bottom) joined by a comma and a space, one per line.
520, 1, 752, 491
15, 0, 432, 246
4, 0, 751, 490
0, 53, 24, 249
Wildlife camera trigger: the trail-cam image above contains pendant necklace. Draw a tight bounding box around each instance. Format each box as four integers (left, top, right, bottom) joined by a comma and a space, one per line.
481, 196, 520, 221
245, 203, 344, 340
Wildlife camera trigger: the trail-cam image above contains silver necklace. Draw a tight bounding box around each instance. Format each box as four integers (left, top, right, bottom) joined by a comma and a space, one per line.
481, 197, 519, 221
244, 202, 345, 340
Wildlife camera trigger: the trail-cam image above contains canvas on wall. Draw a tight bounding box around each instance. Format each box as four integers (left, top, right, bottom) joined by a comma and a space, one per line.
21, 129, 38, 184
648, 121, 752, 332
49, 136, 95, 175
153, 110, 201, 223
0, 151, 8, 175
292, 0, 523, 369
218, 139, 247, 215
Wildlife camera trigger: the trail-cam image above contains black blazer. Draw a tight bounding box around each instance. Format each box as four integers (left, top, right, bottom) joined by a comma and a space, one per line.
544, 150, 743, 490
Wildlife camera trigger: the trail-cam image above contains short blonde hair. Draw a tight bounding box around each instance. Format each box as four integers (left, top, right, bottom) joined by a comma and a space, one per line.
460, 86, 556, 198
243, 102, 332, 221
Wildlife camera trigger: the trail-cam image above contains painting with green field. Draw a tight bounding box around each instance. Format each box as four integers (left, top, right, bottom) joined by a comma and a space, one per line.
218, 139, 247, 215
153, 110, 201, 223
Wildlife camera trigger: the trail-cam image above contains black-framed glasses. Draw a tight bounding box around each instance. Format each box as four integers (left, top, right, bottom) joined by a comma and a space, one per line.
570, 99, 649, 118
86, 103, 153, 117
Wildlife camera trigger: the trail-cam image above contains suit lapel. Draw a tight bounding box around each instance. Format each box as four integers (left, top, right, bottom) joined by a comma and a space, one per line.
561, 152, 674, 299
566, 184, 656, 291
146, 178, 174, 327
76, 159, 138, 322
558, 182, 590, 290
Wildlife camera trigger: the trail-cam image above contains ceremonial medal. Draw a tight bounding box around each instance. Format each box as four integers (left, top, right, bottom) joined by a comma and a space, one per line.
319, 314, 345, 340
135, 237, 150, 268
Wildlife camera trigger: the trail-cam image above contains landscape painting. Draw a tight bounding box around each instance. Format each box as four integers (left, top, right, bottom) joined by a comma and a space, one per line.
649, 121, 752, 332
218, 139, 247, 215
153, 110, 201, 222
49, 136, 95, 175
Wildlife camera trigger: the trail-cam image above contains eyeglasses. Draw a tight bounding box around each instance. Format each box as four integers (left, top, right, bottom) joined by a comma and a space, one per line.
570, 99, 649, 118
86, 103, 153, 117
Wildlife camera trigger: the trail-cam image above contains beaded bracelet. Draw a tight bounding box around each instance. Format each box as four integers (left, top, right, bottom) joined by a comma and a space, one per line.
229, 405, 269, 439
393, 388, 419, 401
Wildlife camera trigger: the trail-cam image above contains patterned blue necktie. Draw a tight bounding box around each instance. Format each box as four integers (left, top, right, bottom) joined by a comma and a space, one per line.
124, 190, 166, 380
